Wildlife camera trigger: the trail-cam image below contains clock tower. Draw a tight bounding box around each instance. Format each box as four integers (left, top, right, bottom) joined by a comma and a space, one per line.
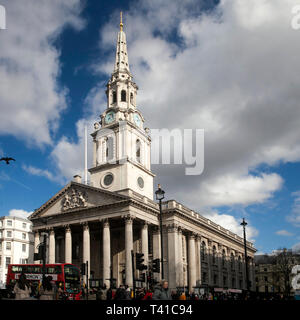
89, 13, 155, 200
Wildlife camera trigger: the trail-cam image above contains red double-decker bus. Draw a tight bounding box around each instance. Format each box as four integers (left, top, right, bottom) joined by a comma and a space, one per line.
6, 263, 81, 300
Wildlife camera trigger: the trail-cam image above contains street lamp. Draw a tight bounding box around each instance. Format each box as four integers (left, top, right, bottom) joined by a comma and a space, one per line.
155, 184, 165, 280
240, 218, 250, 292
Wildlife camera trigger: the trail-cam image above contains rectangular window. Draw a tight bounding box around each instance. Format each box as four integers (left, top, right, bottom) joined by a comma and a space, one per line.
22, 244, 26, 252
7, 220, 12, 226
5, 257, 11, 267
6, 242, 11, 250
0, 241, 2, 250
0, 231, 2, 238
6, 231, 12, 237
22, 223, 26, 229
22, 233, 26, 240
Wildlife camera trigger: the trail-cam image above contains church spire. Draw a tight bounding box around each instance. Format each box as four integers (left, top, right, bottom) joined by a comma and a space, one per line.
114, 12, 130, 73
120, 11, 123, 31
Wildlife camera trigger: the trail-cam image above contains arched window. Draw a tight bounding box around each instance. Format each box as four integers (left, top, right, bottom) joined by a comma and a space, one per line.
222, 249, 226, 267
130, 92, 134, 104
201, 241, 206, 261
121, 90, 126, 102
106, 136, 114, 161
212, 246, 217, 264
223, 276, 227, 287
231, 253, 235, 269
136, 139, 141, 163
112, 91, 117, 104
238, 256, 242, 271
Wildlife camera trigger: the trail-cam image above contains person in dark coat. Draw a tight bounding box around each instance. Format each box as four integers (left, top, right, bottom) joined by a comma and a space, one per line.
152, 280, 172, 300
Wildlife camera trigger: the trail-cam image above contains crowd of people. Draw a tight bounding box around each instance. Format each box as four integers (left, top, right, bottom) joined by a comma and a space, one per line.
8, 272, 67, 300
4, 274, 296, 301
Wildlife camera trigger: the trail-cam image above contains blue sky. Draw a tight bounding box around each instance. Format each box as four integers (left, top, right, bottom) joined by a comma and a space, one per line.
1, 0, 300, 254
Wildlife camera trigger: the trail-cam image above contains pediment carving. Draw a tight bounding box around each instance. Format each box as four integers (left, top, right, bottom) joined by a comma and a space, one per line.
62, 188, 88, 211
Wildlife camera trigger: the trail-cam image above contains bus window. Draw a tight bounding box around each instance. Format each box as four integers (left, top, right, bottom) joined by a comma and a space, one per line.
11, 266, 23, 273
27, 266, 41, 273
64, 265, 80, 294
47, 266, 62, 274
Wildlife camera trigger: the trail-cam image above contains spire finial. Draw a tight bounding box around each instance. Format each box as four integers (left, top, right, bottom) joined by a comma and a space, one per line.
120, 11, 123, 31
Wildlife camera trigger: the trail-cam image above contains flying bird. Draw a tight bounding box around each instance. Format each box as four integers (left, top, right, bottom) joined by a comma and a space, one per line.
0, 157, 16, 164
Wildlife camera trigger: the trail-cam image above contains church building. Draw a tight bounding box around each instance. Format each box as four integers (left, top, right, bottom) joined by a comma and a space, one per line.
29, 15, 256, 294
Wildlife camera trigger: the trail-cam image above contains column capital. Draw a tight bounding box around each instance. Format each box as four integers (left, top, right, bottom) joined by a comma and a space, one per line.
49, 228, 55, 236
64, 224, 71, 232
166, 223, 178, 233
141, 221, 149, 229
152, 225, 160, 234
187, 231, 197, 239
80, 221, 89, 231
102, 218, 110, 228
122, 214, 135, 224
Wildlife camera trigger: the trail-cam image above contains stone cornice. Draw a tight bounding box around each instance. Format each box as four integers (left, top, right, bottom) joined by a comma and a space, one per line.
163, 207, 256, 253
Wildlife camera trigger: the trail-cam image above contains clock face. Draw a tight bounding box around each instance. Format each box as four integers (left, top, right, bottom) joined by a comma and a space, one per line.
133, 113, 142, 127
105, 111, 115, 124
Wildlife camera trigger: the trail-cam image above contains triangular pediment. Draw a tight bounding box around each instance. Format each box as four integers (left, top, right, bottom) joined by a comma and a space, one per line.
29, 182, 130, 220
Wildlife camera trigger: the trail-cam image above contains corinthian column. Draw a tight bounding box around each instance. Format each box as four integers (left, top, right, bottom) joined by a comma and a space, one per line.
124, 216, 133, 287
65, 225, 72, 264
103, 219, 111, 288
82, 223, 90, 280
141, 222, 148, 267
34, 232, 40, 264
177, 228, 184, 287
188, 233, 196, 293
49, 229, 55, 264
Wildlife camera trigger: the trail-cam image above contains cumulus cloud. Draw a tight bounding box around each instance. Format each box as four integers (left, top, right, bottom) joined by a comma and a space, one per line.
9, 209, 32, 219
0, 0, 85, 146
287, 191, 300, 227
202, 210, 258, 242
22, 164, 63, 184
275, 230, 294, 237
292, 243, 300, 253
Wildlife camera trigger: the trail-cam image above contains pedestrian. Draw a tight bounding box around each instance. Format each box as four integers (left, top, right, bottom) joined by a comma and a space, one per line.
125, 285, 131, 300
99, 284, 108, 300
13, 272, 31, 300
57, 282, 65, 300
152, 280, 172, 300
106, 287, 113, 300
39, 276, 55, 300
179, 291, 186, 300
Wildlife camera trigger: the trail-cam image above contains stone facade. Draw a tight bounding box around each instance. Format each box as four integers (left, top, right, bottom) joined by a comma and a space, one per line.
29, 17, 256, 293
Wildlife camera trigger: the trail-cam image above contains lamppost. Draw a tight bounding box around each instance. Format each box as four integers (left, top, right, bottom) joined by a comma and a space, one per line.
240, 218, 250, 292
155, 184, 165, 280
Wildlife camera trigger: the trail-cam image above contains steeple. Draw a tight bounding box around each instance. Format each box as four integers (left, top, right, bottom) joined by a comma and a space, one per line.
89, 13, 154, 200
114, 11, 130, 74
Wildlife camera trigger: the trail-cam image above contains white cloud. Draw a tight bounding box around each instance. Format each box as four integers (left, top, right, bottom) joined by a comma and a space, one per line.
0, 0, 85, 146
287, 191, 300, 227
275, 230, 294, 237
201, 209, 258, 242
292, 243, 300, 253
22, 164, 62, 184
8, 209, 32, 219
